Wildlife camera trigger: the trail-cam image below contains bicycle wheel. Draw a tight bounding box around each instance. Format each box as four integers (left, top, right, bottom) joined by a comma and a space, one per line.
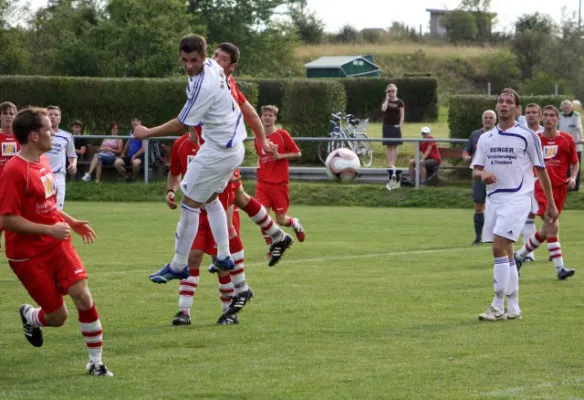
354, 133, 374, 167
317, 140, 330, 165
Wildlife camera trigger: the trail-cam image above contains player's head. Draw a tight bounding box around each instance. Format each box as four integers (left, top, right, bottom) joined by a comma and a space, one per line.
524, 103, 542, 126
542, 105, 560, 129
495, 88, 520, 121
0, 101, 17, 132
12, 107, 53, 151
260, 105, 278, 128
420, 126, 431, 137
179, 34, 207, 77
213, 43, 240, 76
71, 119, 83, 135
47, 105, 61, 130
560, 99, 574, 115
482, 110, 496, 129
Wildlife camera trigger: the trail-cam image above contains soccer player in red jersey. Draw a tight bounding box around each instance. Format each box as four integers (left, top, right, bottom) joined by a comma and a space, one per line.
0, 107, 113, 376
514, 105, 578, 280
0, 101, 19, 254
166, 129, 252, 325
254, 105, 304, 252
211, 42, 294, 266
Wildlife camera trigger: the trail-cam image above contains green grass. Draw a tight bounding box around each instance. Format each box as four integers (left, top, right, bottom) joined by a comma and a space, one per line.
1, 203, 584, 399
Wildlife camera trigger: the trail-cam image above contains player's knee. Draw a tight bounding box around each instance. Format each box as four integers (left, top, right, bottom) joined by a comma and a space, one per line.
275, 214, 287, 225
188, 251, 203, 268
47, 308, 68, 327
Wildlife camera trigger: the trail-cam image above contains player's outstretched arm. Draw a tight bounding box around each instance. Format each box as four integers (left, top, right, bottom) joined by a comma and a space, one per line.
133, 118, 185, 140
60, 211, 96, 244
240, 101, 275, 153
0, 215, 71, 240
535, 167, 559, 222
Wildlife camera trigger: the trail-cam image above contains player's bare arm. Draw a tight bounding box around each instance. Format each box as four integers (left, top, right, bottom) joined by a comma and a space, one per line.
240, 101, 276, 153
567, 160, 580, 189
166, 173, 181, 209
133, 118, 185, 140
0, 214, 71, 240
472, 166, 496, 184
535, 167, 559, 222
273, 150, 302, 161
60, 211, 96, 244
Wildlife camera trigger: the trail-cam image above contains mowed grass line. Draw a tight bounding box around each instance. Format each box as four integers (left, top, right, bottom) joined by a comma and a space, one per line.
0, 203, 583, 399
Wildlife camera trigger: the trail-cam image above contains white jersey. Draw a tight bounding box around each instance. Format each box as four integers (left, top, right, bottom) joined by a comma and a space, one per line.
178, 58, 246, 149
471, 123, 545, 200
47, 129, 77, 175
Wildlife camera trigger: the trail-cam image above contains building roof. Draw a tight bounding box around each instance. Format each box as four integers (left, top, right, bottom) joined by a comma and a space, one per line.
304, 56, 380, 70
426, 8, 497, 17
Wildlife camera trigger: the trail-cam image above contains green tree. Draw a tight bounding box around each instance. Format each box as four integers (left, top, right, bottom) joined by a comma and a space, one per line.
441, 10, 477, 43
481, 50, 521, 93
289, 5, 324, 44
334, 24, 359, 43
459, 0, 494, 41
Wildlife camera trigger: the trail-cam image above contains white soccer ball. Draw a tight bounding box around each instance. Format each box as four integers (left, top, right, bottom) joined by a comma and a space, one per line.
325, 148, 360, 183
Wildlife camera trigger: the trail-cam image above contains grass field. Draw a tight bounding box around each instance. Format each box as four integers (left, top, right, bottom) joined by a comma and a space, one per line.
1, 202, 583, 399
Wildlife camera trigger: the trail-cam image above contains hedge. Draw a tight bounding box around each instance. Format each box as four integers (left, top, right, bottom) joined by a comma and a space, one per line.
281, 80, 347, 162
448, 94, 568, 141
245, 77, 438, 124
0, 75, 258, 135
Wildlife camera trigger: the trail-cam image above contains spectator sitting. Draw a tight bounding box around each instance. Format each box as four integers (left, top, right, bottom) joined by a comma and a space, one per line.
407, 126, 442, 184
81, 122, 123, 183
114, 118, 146, 182
72, 120, 88, 159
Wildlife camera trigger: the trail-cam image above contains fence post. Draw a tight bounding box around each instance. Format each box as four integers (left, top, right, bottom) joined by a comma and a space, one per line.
554, 84, 559, 96
414, 143, 420, 189
144, 139, 150, 184
487, 82, 491, 95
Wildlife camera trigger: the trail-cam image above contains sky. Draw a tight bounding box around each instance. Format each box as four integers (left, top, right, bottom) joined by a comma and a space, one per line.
25, 0, 583, 33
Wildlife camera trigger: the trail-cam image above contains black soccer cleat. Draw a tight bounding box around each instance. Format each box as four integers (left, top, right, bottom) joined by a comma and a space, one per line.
217, 314, 239, 325
87, 362, 114, 377
513, 253, 523, 277
268, 234, 293, 267
19, 304, 43, 348
223, 288, 254, 317
172, 311, 191, 326
471, 239, 482, 246
557, 268, 575, 281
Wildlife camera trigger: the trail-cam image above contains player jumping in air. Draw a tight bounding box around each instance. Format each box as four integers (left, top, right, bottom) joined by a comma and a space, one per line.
514, 105, 578, 280
0, 107, 112, 376
471, 89, 558, 321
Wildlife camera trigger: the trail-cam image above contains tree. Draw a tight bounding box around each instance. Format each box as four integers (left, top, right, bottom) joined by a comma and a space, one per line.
334, 24, 359, 43
441, 10, 477, 43
511, 13, 555, 79
289, 5, 324, 44
514, 12, 554, 34
459, 0, 494, 41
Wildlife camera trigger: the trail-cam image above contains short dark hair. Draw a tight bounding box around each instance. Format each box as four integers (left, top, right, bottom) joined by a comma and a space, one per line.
215, 42, 240, 64
542, 105, 560, 117
0, 101, 16, 115
525, 103, 541, 115
179, 34, 207, 55
71, 119, 83, 127
497, 88, 520, 106
47, 105, 61, 113
12, 107, 48, 144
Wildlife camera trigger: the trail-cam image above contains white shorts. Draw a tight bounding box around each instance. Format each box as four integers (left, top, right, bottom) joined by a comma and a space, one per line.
180, 142, 244, 203
483, 194, 531, 243
529, 191, 538, 215
55, 173, 66, 211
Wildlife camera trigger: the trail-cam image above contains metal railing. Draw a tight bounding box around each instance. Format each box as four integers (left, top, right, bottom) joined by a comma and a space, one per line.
73, 134, 469, 188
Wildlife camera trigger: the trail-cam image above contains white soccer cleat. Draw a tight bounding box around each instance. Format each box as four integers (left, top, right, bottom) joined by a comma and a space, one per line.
503, 310, 522, 320
522, 254, 535, 263
478, 306, 505, 321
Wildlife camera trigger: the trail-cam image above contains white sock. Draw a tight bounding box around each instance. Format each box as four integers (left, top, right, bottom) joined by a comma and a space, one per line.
170, 203, 200, 272
491, 257, 509, 312
205, 199, 230, 259
506, 261, 520, 314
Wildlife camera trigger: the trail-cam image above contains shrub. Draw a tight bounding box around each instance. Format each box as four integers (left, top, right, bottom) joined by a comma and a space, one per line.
250, 78, 285, 118
281, 79, 347, 162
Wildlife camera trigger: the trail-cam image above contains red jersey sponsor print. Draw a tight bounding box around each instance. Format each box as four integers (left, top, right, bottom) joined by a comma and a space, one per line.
0, 132, 20, 176
0, 155, 65, 260
538, 131, 578, 187
170, 133, 200, 177
419, 135, 442, 163
254, 129, 300, 184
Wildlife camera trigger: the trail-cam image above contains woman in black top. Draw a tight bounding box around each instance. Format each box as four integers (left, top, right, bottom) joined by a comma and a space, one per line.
381, 84, 405, 172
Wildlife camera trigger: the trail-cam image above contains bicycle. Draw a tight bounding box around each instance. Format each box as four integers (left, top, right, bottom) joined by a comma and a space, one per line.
317, 112, 374, 167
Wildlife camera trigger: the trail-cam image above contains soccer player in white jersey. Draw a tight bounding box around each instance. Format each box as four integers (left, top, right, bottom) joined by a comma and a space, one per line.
471, 89, 558, 321
520, 104, 544, 263
134, 34, 277, 283
46, 105, 77, 210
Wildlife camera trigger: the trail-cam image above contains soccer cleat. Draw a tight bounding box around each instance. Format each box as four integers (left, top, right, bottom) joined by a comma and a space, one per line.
503, 310, 522, 320
522, 255, 535, 263
268, 234, 293, 267
513, 253, 523, 277
223, 288, 254, 317
557, 268, 575, 280
471, 239, 482, 246
172, 311, 191, 326
292, 218, 305, 242
217, 314, 239, 325
149, 264, 189, 284
86, 362, 114, 377
19, 305, 43, 348
478, 306, 505, 321
212, 256, 235, 272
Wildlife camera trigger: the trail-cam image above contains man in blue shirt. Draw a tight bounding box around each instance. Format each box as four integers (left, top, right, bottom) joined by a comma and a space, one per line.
114, 118, 146, 182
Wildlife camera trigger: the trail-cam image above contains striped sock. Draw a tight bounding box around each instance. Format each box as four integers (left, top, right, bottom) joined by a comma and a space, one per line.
547, 237, 564, 272
243, 197, 284, 242
516, 232, 544, 259
218, 274, 235, 314
78, 304, 103, 365
178, 269, 200, 314
261, 229, 273, 246
26, 307, 47, 327
230, 253, 248, 295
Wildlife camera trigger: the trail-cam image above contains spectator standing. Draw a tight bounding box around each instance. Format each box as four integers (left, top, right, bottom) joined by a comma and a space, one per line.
114, 118, 146, 182
381, 83, 404, 188
559, 100, 582, 191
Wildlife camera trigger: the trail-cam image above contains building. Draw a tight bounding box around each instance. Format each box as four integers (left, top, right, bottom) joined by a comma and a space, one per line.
426, 8, 496, 38
304, 56, 381, 79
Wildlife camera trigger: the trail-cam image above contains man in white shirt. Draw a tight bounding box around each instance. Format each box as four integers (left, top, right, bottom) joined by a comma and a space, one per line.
134, 34, 278, 283
46, 105, 77, 210
471, 88, 558, 321
559, 100, 582, 191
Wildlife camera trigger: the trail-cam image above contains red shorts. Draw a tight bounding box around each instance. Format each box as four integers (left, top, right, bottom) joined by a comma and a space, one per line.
192, 212, 244, 255
535, 185, 567, 217
9, 241, 87, 313
255, 181, 290, 214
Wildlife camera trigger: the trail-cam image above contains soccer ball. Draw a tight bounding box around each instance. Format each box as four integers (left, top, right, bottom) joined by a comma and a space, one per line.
325, 148, 360, 183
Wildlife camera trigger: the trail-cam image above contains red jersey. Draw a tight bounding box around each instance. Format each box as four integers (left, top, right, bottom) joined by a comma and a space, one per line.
229, 76, 247, 107
254, 129, 300, 184
0, 132, 20, 178
538, 131, 578, 187
0, 155, 64, 260
420, 135, 442, 163
170, 133, 200, 177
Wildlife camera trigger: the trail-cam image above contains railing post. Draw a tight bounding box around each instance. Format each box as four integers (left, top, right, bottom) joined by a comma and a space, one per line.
414, 143, 420, 189
144, 139, 150, 184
